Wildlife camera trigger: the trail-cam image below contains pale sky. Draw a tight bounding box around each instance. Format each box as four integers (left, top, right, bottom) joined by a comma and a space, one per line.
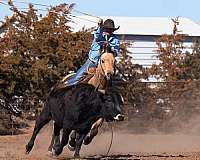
0, 0, 200, 24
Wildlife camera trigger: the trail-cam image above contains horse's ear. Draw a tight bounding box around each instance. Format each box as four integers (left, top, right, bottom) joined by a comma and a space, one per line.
100, 45, 105, 55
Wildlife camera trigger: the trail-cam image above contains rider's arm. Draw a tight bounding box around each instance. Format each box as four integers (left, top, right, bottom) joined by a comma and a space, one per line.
93, 18, 104, 42
93, 26, 103, 42
109, 38, 120, 57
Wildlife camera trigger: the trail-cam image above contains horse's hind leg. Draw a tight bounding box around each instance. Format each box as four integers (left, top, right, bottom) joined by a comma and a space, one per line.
26, 105, 51, 153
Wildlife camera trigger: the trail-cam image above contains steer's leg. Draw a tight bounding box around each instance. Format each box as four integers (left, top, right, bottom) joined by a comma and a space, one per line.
26, 106, 51, 153
83, 118, 104, 145
53, 123, 62, 149
49, 122, 61, 154
48, 121, 55, 152
68, 130, 76, 151
48, 133, 55, 153
54, 125, 72, 156
74, 133, 86, 158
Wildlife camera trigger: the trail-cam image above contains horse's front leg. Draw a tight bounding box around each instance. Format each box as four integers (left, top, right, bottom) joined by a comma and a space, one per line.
83, 118, 104, 145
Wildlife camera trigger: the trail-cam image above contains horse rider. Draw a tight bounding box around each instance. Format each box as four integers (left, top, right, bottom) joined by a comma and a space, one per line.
65, 18, 120, 86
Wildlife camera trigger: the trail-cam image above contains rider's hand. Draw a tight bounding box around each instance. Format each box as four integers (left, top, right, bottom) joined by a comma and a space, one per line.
97, 18, 103, 26
111, 46, 115, 52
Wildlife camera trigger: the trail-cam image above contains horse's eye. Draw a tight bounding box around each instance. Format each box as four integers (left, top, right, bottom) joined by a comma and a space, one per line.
101, 60, 105, 63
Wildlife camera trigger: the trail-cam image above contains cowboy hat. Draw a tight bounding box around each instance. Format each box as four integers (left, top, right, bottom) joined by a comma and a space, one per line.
103, 19, 120, 31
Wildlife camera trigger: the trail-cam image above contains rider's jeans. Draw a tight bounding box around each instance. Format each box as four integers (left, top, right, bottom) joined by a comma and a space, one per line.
65, 59, 96, 86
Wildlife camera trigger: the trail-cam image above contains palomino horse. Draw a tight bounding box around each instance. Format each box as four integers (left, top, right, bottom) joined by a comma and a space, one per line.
81, 48, 116, 146
62, 44, 115, 91
48, 45, 123, 153
88, 51, 115, 90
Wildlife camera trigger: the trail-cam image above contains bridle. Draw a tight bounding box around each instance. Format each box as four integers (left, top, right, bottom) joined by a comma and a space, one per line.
98, 41, 114, 77
95, 44, 115, 91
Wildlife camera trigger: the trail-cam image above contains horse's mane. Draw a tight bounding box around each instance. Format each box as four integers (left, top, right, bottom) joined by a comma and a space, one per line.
100, 44, 115, 55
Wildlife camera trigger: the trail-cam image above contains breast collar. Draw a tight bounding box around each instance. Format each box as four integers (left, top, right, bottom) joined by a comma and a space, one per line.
102, 33, 114, 42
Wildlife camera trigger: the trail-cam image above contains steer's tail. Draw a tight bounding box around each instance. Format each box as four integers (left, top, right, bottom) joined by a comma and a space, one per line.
26, 98, 51, 154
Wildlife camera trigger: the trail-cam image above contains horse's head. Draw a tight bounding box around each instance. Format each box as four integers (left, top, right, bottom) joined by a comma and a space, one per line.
97, 46, 115, 81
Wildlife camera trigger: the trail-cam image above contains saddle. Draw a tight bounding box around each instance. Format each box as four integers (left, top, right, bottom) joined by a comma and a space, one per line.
62, 67, 96, 86
52, 67, 96, 93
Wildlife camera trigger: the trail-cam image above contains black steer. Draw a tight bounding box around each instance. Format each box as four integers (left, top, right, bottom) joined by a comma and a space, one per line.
25, 83, 123, 158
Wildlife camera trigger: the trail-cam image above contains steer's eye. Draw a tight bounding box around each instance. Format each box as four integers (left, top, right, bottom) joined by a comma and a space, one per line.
101, 60, 105, 63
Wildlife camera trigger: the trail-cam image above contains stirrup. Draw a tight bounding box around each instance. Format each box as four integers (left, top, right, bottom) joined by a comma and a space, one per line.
87, 67, 96, 75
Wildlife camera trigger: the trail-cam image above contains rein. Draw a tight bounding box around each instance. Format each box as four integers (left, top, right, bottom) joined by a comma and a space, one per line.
106, 122, 114, 156
94, 51, 111, 92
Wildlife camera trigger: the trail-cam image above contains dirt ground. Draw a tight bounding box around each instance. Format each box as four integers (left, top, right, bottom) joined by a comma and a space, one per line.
1, 121, 200, 160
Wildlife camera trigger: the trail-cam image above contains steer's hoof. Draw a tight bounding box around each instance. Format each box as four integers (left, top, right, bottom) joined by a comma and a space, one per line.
51, 148, 58, 157
74, 154, 80, 158
52, 147, 62, 157
25, 143, 33, 154
48, 145, 53, 154
83, 136, 92, 145
68, 137, 76, 151
68, 144, 75, 151
48, 149, 53, 156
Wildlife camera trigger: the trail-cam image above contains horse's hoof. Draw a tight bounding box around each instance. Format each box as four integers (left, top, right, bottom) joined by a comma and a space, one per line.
68, 144, 75, 151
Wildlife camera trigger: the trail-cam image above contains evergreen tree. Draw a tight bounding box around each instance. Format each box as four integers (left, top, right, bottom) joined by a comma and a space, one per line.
0, 2, 92, 109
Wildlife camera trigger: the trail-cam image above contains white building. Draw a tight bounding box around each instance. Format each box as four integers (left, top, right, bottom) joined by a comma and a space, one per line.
1, 15, 200, 67
70, 16, 200, 67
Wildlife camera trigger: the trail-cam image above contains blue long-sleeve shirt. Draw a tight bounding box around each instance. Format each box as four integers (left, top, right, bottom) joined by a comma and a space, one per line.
88, 26, 120, 65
